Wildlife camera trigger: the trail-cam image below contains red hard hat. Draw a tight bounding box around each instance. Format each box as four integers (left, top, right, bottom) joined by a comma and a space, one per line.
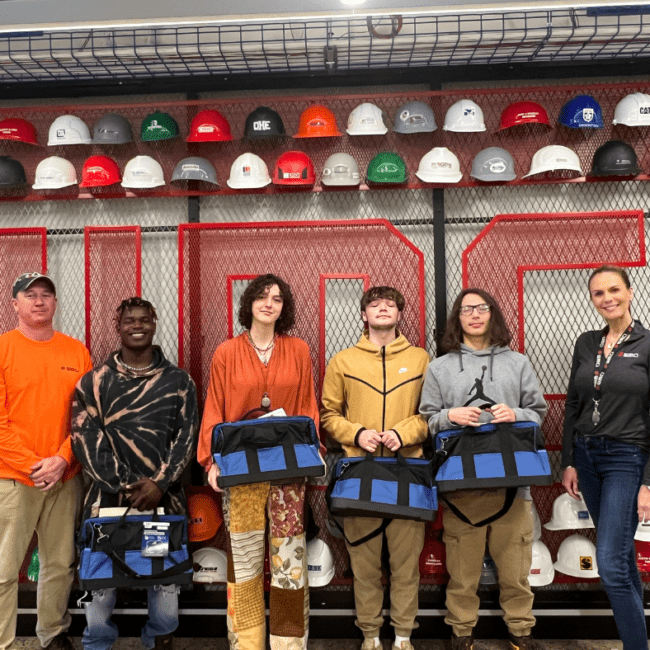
498, 101, 550, 130
0, 118, 38, 145
419, 533, 447, 576
272, 150, 316, 186
186, 109, 232, 142
294, 105, 342, 138
79, 155, 121, 187
187, 486, 223, 542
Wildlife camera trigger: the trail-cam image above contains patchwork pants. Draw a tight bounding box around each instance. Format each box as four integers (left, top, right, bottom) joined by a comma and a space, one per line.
442, 489, 535, 638
223, 481, 308, 650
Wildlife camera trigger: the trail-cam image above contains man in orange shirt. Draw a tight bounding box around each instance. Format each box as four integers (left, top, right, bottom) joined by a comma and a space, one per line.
0, 272, 92, 650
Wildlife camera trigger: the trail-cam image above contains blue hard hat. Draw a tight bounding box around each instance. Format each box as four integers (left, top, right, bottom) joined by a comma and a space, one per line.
558, 94, 604, 129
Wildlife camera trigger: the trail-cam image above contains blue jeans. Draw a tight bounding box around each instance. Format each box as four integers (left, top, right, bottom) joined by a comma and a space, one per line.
574, 434, 649, 650
82, 585, 179, 650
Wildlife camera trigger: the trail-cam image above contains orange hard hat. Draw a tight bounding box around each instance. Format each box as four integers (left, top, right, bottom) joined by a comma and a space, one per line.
294, 105, 342, 138
186, 486, 223, 541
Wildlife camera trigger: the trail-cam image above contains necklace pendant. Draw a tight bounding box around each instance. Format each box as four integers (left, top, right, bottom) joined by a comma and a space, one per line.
261, 392, 271, 408
592, 408, 600, 425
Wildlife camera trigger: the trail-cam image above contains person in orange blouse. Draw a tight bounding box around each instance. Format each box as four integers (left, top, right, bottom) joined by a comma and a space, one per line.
0, 272, 92, 650
198, 274, 319, 650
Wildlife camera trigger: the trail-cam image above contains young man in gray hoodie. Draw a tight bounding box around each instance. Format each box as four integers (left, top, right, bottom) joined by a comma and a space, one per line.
419, 288, 546, 650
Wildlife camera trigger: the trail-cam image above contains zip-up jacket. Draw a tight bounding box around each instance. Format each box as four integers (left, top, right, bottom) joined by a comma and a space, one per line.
71, 347, 198, 520
320, 331, 430, 458
562, 320, 650, 483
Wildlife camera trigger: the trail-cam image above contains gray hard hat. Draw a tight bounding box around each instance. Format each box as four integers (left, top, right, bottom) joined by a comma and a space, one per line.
171, 157, 219, 185
394, 100, 437, 134
470, 147, 516, 182
93, 113, 133, 144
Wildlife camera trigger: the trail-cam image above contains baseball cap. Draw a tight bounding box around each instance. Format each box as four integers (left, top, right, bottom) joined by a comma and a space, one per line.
12, 272, 56, 298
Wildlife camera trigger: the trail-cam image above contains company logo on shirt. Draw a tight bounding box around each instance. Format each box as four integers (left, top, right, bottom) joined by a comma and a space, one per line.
398, 367, 408, 374
618, 352, 639, 358
61, 366, 79, 372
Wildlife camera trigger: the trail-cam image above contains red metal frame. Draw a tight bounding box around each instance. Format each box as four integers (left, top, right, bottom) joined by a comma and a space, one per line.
84, 226, 142, 353
178, 219, 426, 367
226, 274, 258, 339
318, 274, 370, 386
0, 227, 48, 273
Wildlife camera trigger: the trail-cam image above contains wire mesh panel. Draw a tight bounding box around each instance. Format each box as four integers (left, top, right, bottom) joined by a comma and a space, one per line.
85, 226, 142, 365
462, 211, 645, 350
0, 229, 47, 334
0, 10, 650, 83
178, 220, 425, 403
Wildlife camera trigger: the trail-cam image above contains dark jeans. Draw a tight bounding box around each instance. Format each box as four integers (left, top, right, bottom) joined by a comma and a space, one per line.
574, 434, 649, 650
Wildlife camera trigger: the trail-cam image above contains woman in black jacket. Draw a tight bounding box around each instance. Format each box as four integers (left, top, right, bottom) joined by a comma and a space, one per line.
562, 265, 650, 650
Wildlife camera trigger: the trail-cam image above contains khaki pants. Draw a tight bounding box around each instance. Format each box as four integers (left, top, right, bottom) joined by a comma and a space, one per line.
0, 475, 82, 650
344, 517, 425, 639
442, 489, 535, 638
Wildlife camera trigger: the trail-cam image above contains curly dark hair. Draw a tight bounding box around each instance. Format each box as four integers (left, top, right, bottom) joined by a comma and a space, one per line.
238, 274, 295, 334
114, 296, 158, 325
441, 288, 511, 353
360, 286, 406, 314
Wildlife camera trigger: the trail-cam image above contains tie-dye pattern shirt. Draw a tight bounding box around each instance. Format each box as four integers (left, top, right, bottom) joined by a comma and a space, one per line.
71, 346, 198, 520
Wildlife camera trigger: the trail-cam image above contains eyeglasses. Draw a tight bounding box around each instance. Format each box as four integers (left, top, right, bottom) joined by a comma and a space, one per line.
460, 303, 491, 315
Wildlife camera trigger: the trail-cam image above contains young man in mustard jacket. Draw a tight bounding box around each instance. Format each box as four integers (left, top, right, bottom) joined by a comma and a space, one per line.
321, 286, 430, 650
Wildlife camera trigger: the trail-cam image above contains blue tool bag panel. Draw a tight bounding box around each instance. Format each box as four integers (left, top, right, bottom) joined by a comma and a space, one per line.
328, 453, 437, 522
434, 421, 552, 492
77, 511, 192, 590
212, 416, 325, 488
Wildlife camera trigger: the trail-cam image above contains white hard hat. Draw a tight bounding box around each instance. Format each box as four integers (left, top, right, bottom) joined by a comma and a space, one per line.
479, 554, 498, 585
612, 92, 650, 126
121, 155, 165, 189
416, 147, 463, 183
544, 492, 594, 530
528, 540, 554, 586
32, 156, 77, 189
227, 153, 271, 189
635, 517, 650, 542
321, 152, 361, 186
48, 115, 92, 146
192, 547, 228, 583
443, 99, 486, 133
532, 501, 542, 541
346, 102, 389, 135
524, 145, 583, 178
554, 534, 599, 578
307, 538, 335, 587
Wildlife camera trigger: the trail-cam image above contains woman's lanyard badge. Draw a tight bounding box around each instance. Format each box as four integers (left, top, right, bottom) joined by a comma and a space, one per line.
592, 324, 633, 425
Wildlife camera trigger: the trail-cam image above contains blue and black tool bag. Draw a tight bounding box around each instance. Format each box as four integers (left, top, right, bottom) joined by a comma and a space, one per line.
212, 416, 325, 488
78, 510, 193, 590
328, 453, 437, 523
434, 420, 552, 492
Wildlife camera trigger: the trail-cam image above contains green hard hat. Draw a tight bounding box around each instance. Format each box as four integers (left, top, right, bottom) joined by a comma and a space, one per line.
367, 151, 407, 184
140, 112, 180, 141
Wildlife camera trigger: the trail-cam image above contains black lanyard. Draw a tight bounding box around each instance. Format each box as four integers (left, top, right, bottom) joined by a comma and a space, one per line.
591, 323, 633, 425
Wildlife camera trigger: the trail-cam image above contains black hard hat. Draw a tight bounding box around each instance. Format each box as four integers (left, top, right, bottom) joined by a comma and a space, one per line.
0, 156, 27, 188
590, 140, 641, 176
244, 106, 286, 139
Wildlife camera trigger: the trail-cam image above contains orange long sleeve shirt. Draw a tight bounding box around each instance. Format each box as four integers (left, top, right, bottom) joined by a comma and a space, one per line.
0, 329, 92, 486
197, 333, 319, 468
